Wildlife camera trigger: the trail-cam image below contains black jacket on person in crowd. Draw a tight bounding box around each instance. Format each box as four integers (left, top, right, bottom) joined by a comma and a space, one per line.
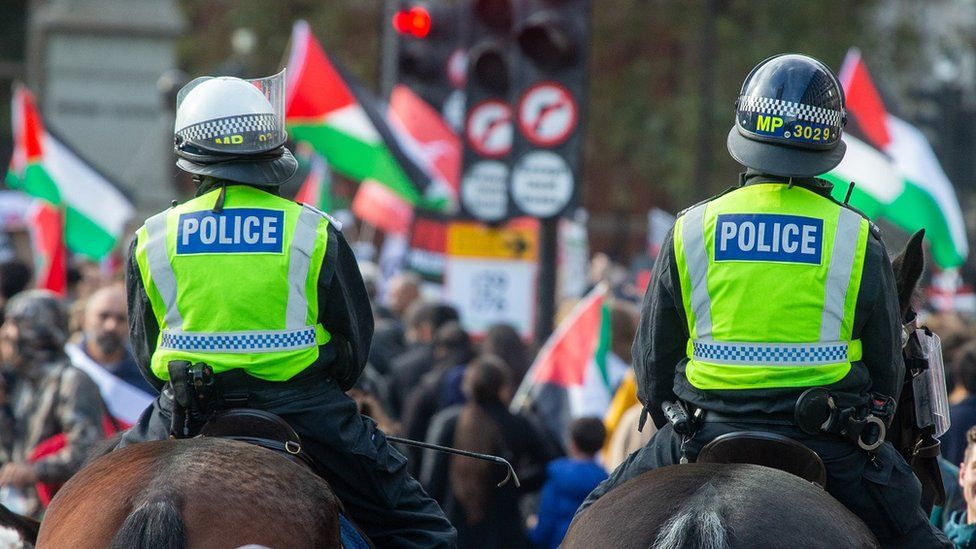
388, 343, 436, 418
434, 402, 555, 549
635, 171, 905, 429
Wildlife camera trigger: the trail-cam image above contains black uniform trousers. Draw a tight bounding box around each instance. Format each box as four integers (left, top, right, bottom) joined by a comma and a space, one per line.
578, 422, 950, 548
118, 366, 457, 548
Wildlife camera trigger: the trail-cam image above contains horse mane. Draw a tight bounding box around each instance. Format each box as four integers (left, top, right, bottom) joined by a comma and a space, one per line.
652, 482, 729, 549
108, 499, 187, 549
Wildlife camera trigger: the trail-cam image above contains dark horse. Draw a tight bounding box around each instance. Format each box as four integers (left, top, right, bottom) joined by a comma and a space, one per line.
9, 436, 343, 548
563, 231, 932, 549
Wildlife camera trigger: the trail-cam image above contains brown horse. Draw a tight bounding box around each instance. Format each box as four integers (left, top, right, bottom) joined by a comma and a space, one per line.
563, 231, 932, 549
33, 437, 342, 548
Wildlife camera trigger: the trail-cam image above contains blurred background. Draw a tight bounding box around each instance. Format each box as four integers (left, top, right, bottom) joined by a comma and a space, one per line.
1, 0, 976, 330
4, 3, 976, 544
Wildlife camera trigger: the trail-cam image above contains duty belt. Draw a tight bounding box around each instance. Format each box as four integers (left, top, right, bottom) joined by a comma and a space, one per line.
668, 388, 891, 452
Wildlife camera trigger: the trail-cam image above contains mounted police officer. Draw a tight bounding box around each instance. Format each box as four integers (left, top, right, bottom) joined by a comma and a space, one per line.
118, 70, 456, 548
577, 54, 950, 547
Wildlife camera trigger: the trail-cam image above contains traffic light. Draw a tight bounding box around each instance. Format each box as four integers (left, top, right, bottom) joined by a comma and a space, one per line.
392, 1, 464, 121
509, 0, 589, 219
459, 0, 516, 222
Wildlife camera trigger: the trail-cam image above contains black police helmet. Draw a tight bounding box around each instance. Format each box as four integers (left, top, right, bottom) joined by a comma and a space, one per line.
727, 53, 848, 178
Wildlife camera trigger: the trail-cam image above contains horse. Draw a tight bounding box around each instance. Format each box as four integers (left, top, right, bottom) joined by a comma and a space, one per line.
6, 436, 345, 548
562, 230, 932, 549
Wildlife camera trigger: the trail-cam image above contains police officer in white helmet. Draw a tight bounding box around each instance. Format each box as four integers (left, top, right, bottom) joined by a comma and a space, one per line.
118, 70, 456, 547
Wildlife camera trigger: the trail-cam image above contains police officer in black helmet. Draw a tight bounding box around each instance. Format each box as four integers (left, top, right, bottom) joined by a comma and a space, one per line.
576, 54, 950, 548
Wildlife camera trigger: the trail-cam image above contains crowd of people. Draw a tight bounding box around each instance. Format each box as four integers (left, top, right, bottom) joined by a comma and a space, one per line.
1, 239, 976, 546
0, 249, 648, 547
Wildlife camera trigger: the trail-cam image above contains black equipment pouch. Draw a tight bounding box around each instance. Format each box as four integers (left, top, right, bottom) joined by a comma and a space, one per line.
794, 387, 886, 451
662, 400, 693, 436
167, 360, 218, 439
168, 360, 192, 438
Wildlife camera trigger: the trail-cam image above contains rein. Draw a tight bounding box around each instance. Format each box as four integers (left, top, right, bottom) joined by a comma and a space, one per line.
386, 436, 521, 488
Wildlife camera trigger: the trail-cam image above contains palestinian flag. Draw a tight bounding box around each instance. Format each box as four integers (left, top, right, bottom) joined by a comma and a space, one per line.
823, 49, 967, 268
285, 20, 432, 207
6, 84, 134, 261
387, 84, 461, 210
511, 284, 619, 442
27, 200, 66, 295
294, 149, 333, 211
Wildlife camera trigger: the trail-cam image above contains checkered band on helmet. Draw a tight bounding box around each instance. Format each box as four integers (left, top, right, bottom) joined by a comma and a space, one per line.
734, 53, 846, 152
737, 96, 844, 127
176, 113, 283, 155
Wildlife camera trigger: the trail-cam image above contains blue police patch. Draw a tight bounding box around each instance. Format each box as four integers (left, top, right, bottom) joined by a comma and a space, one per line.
177, 209, 284, 254
714, 213, 822, 265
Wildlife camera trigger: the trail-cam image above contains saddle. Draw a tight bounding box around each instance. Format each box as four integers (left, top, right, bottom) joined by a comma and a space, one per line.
198, 408, 315, 470
697, 431, 827, 487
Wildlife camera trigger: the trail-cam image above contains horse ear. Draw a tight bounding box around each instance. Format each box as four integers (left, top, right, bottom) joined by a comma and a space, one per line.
892, 229, 925, 318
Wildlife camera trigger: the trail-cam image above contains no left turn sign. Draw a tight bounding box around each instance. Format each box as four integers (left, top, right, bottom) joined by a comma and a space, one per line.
517, 82, 578, 148
466, 100, 512, 158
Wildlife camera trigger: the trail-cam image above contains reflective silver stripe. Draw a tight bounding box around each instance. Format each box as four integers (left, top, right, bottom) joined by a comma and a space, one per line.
160, 327, 317, 354
820, 208, 862, 340
144, 211, 183, 330
285, 206, 322, 330
692, 339, 849, 366
682, 204, 712, 338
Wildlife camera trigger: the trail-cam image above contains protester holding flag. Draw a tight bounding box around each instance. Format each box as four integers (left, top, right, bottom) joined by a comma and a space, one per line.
575, 53, 950, 548
510, 284, 631, 446
64, 285, 155, 427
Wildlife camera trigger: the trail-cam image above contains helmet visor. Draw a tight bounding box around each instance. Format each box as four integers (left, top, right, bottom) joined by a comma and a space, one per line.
175, 69, 287, 158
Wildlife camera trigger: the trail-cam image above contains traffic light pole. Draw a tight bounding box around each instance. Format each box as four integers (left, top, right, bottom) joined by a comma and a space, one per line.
379, 0, 400, 99
535, 216, 558, 346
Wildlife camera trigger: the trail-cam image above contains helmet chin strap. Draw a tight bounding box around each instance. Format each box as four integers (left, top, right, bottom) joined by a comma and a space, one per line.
212, 183, 227, 213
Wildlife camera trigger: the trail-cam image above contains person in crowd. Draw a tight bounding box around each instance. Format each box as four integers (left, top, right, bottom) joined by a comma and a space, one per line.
603, 401, 656, 471
600, 301, 641, 442
944, 427, 976, 547
117, 72, 454, 547
368, 271, 420, 377
446, 356, 555, 548
932, 456, 966, 531
528, 417, 609, 549
0, 260, 31, 324
578, 53, 949, 547
0, 290, 105, 518
68, 285, 155, 395
388, 302, 459, 417
944, 341, 976, 465
401, 322, 474, 475
482, 323, 533, 387
384, 271, 422, 322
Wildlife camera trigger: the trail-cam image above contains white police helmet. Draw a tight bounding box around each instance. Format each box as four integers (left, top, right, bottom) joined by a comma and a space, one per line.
173, 69, 297, 186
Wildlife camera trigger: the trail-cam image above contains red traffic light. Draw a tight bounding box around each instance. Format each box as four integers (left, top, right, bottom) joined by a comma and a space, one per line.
393, 6, 432, 38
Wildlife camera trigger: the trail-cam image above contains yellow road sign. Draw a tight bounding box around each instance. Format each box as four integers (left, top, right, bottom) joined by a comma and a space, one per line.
446, 221, 539, 260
